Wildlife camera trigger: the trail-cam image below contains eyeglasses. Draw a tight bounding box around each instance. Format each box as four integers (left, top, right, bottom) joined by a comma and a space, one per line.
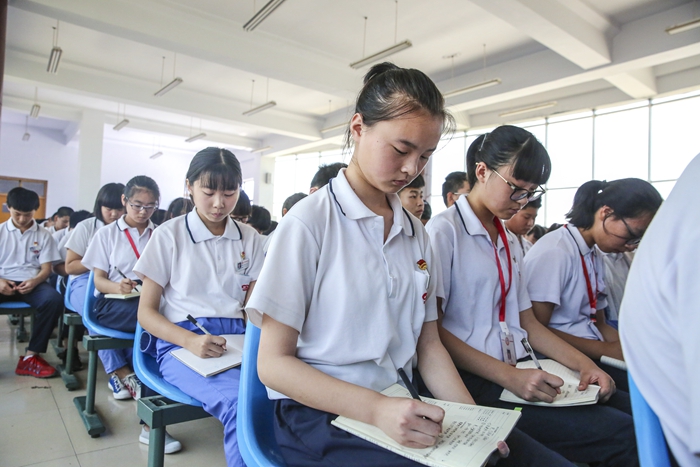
126, 199, 158, 212
491, 168, 546, 202
603, 215, 642, 246
231, 215, 249, 223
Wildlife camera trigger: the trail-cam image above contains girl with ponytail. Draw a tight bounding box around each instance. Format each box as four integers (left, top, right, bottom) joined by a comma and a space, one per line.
524, 178, 662, 390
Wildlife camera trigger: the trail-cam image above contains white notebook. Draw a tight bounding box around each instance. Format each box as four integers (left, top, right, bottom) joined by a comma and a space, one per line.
170, 334, 245, 377
332, 384, 521, 467
104, 291, 141, 300
499, 359, 600, 407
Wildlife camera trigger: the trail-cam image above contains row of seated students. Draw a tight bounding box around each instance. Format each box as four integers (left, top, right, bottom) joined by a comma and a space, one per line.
0, 61, 681, 467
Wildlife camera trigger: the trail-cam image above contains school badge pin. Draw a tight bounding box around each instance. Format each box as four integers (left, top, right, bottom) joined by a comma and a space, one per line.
417, 259, 428, 270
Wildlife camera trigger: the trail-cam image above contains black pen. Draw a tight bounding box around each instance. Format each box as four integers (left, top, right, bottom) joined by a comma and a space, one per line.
187, 314, 226, 351
114, 266, 141, 292
397, 368, 422, 401
521, 337, 543, 370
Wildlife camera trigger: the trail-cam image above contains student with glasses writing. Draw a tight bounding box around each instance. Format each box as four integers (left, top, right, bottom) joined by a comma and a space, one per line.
523, 178, 662, 392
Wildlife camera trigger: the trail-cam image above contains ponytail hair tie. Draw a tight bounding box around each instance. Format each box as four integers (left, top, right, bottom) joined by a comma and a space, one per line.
597, 180, 609, 194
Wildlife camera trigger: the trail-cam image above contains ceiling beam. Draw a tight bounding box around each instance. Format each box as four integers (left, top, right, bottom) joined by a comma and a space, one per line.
605, 68, 657, 99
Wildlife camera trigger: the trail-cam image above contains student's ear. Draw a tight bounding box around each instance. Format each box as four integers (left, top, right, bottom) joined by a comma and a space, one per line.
599, 205, 613, 220
349, 113, 364, 144
474, 162, 489, 185
185, 179, 193, 198
121, 194, 127, 206
282, 208, 288, 217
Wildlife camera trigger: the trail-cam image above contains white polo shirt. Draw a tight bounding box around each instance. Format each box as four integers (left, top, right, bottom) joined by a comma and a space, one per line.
247, 169, 437, 400
426, 196, 530, 361
82, 216, 154, 285
0, 219, 60, 281
524, 224, 607, 341
620, 153, 700, 467
601, 250, 633, 321
134, 208, 263, 324
65, 217, 104, 257
52, 227, 70, 263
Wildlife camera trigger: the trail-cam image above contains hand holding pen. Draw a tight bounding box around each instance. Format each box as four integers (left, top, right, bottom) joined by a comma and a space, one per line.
519, 337, 563, 400
114, 267, 141, 293
186, 314, 227, 356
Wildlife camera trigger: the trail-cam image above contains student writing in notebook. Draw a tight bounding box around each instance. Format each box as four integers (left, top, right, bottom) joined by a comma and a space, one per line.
426, 126, 638, 466
524, 178, 662, 391
135, 148, 264, 467
246, 63, 578, 467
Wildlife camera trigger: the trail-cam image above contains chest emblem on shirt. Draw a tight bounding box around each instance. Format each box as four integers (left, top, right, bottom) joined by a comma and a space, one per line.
417, 259, 428, 271
29, 241, 41, 257
240, 251, 246, 260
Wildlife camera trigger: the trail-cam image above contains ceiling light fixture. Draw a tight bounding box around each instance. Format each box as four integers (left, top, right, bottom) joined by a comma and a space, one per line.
243, 78, 277, 116
30, 104, 40, 118
251, 146, 273, 153
499, 101, 557, 118
444, 79, 502, 98
23, 116, 30, 141
243, 0, 287, 32
149, 151, 163, 159
666, 17, 700, 34
47, 21, 62, 74
154, 54, 183, 96
185, 132, 207, 143
350, 3, 412, 69
113, 119, 130, 131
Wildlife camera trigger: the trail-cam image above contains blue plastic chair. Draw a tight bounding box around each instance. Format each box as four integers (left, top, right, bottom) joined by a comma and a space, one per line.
55, 277, 83, 390
628, 373, 672, 467
0, 301, 34, 342
237, 323, 287, 467
81, 271, 134, 340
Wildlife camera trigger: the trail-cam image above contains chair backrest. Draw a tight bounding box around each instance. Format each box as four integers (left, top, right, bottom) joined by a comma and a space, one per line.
237, 323, 287, 467
81, 271, 134, 340
628, 373, 672, 467
63, 276, 76, 312
132, 322, 202, 407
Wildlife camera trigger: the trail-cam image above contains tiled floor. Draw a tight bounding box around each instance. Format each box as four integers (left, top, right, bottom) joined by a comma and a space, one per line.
0, 317, 227, 467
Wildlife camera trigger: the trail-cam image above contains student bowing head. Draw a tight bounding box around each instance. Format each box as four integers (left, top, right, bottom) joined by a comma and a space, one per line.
566, 178, 662, 253
345, 62, 453, 201
185, 147, 242, 231
94, 182, 126, 225
122, 176, 160, 229
467, 126, 550, 221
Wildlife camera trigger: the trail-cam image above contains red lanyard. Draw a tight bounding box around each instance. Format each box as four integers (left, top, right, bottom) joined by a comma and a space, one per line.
490, 217, 512, 322
565, 225, 598, 321
124, 229, 151, 260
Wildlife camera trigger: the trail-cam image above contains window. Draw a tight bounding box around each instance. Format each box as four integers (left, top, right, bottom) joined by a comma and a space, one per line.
546, 116, 593, 189
429, 134, 467, 215
594, 106, 649, 181
650, 95, 700, 182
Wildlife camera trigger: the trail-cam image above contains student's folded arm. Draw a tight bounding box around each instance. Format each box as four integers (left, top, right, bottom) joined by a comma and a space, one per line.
594, 309, 621, 344
258, 314, 445, 449
520, 308, 615, 401
53, 262, 67, 277
65, 249, 89, 276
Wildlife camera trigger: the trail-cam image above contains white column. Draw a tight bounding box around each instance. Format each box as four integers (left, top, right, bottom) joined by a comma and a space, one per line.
77, 110, 104, 210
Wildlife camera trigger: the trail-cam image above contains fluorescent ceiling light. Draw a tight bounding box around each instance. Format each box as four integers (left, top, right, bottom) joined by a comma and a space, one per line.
150, 151, 163, 159
251, 146, 273, 154
242, 101, 277, 116
321, 122, 347, 133
154, 77, 183, 97
30, 104, 40, 118
243, 0, 287, 32
47, 46, 62, 73
350, 40, 413, 69
185, 132, 207, 143
22, 132, 30, 142
443, 78, 502, 98
666, 18, 700, 34
499, 101, 557, 118
113, 119, 130, 131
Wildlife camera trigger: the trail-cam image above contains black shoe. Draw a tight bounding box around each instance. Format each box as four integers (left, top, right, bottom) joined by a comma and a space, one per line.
8, 314, 20, 326
71, 353, 83, 372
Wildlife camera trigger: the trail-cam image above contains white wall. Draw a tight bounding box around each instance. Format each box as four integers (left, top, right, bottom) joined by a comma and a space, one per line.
0, 122, 80, 214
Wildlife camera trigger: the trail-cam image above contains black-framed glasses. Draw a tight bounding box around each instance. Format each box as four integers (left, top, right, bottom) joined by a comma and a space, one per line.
603, 215, 642, 246
491, 168, 546, 202
125, 199, 158, 212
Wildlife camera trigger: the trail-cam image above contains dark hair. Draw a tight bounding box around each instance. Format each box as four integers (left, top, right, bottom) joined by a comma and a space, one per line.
402, 173, 425, 190
566, 178, 662, 229
524, 197, 542, 209
69, 210, 91, 229
467, 126, 551, 189
310, 163, 347, 190
94, 183, 125, 222
344, 62, 454, 151
282, 192, 307, 215
124, 175, 160, 202
527, 224, 546, 241
263, 220, 278, 236
52, 206, 74, 219
150, 209, 167, 225
442, 171, 468, 206
7, 187, 39, 212
165, 197, 194, 220
547, 223, 563, 233
421, 201, 432, 221
232, 190, 252, 218
186, 147, 242, 192
248, 205, 271, 233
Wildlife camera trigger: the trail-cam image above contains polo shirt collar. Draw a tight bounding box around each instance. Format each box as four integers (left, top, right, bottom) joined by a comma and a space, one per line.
185, 207, 242, 243
6, 219, 38, 233
116, 215, 155, 234
329, 168, 415, 237
454, 195, 491, 238
565, 223, 593, 256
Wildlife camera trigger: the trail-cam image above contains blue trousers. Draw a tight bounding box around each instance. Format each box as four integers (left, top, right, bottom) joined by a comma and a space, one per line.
68, 273, 88, 315
156, 317, 246, 467
597, 360, 629, 392
456, 369, 638, 467
273, 398, 574, 467
92, 294, 139, 374
0, 282, 63, 354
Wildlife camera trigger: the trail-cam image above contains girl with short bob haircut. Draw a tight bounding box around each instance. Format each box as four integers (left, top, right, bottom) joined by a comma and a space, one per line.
244, 64, 581, 467
164, 197, 194, 222
427, 125, 639, 465
524, 178, 662, 390
135, 148, 264, 467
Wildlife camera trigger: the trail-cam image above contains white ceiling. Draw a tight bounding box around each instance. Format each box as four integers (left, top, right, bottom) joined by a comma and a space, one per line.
3, 0, 699, 157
